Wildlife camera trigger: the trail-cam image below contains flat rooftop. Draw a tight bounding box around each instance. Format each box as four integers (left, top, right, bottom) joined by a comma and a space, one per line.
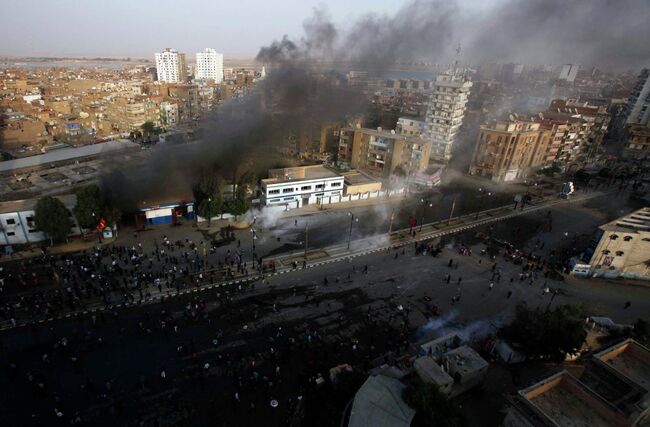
419, 332, 463, 356
342, 170, 380, 185
262, 165, 340, 185
342, 126, 425, 143
520, 371, 626, 427
0, 140, 139, 173
595, 339, 650, 392
0, 193, 76, 214
413, 356, 453, 386
444, 345, 489, 374
600, 207, 650, 233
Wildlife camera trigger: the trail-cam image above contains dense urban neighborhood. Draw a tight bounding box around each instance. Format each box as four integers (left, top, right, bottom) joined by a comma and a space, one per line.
1, 0, 649, 426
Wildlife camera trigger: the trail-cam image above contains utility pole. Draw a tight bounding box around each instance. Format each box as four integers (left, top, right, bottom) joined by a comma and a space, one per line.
388, 209, 395, 234
546, 290, 559, 311
347, 212, 358, 250
447, 196, 457, 226
304, 222, 308, 261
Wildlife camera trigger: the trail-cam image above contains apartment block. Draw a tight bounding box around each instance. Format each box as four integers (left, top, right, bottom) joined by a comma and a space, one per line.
424, 72, 472, 162
587, 207, 650, 280
469, 117, 551, 182
626, 68, 650, 127
623, 125, 650, 159
106, 97, 160, 132
155, 48, 187, 83
195, 48, 223, 83
338, 126, 432, 178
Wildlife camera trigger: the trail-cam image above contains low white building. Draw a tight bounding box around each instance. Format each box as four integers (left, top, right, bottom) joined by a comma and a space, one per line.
0, 194, 80, 246
261, 165, 345, 209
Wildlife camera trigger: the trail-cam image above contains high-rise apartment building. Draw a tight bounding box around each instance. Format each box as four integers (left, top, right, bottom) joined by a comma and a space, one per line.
626, 68, 650, 127
338, 127, 432, 177
195, 48, 223, 83
469, 117, 551, 182
155, 49, 187, 83
424, 72, 472, 162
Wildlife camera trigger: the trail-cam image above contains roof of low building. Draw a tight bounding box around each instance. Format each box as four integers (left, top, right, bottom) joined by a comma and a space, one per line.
0, 193, 76, 214
348, 374, 415, 427
443, 345, 490, 374
413, 356, 454, 386
600, 207, 650, 233
0, 139, 139, 173
262, 165, 341, 185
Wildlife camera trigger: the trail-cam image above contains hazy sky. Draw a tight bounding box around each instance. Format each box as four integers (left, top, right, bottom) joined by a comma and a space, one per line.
0, 0, 485, 58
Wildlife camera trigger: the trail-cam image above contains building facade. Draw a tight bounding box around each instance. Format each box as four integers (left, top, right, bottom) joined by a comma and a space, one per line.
155, 49, 187, 83
338, 127, 431, 177
623, 125, 650, 160
424, 72, 472, 162
396, 117, 425, 136
106, 97, 160, 132
626, 68, 650, 127
195, 48, 224, 83
260, 166, 345, 209
587, 207, 650, 280
0, 195, 81, 245
469, 117, 551, 182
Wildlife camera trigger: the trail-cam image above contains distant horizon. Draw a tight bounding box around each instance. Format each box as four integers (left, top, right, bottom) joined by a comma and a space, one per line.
1, 0, 648, 71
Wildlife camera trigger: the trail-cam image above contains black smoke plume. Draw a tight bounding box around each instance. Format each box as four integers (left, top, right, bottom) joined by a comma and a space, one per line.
102, 0, 649, 209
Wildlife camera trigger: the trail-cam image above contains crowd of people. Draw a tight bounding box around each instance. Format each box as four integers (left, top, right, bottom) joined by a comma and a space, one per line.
0, 235, 261, 328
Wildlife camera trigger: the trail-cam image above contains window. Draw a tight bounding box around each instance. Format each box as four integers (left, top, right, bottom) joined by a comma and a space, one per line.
28, 229, 37, 233
268, 189, 280, 195
283, 197, 294, 201
315, 184, 324, 189
6, 232, 15, 236
6, 218, 15, 225
602, 250, 610, 255
282, 188, 294, 194
300, 185, 312, 191
623, 236, 633, 241
616, 251, 624, 256
330, 182, 341, 187
609, 234, 619, 240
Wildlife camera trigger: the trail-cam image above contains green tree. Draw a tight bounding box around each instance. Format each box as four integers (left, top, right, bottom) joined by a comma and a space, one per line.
632, 319, 650, 347
141, 121, 155, 137
500, 303, 587, 362
224, 171, 253, 218
224, 198, 249, 218
73, 185, 104, 230
192, 169, 224, 225
34, 196, 75, 246
403, 380, 464, 427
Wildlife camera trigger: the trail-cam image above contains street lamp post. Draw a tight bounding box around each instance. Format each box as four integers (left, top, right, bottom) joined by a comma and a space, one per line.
419, 199, 433, 232
475, 188, 492, 220
447, 195, 457, 226
304, 222, 309, 261
546, 289, 559, 311
347, 212, 359, 250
